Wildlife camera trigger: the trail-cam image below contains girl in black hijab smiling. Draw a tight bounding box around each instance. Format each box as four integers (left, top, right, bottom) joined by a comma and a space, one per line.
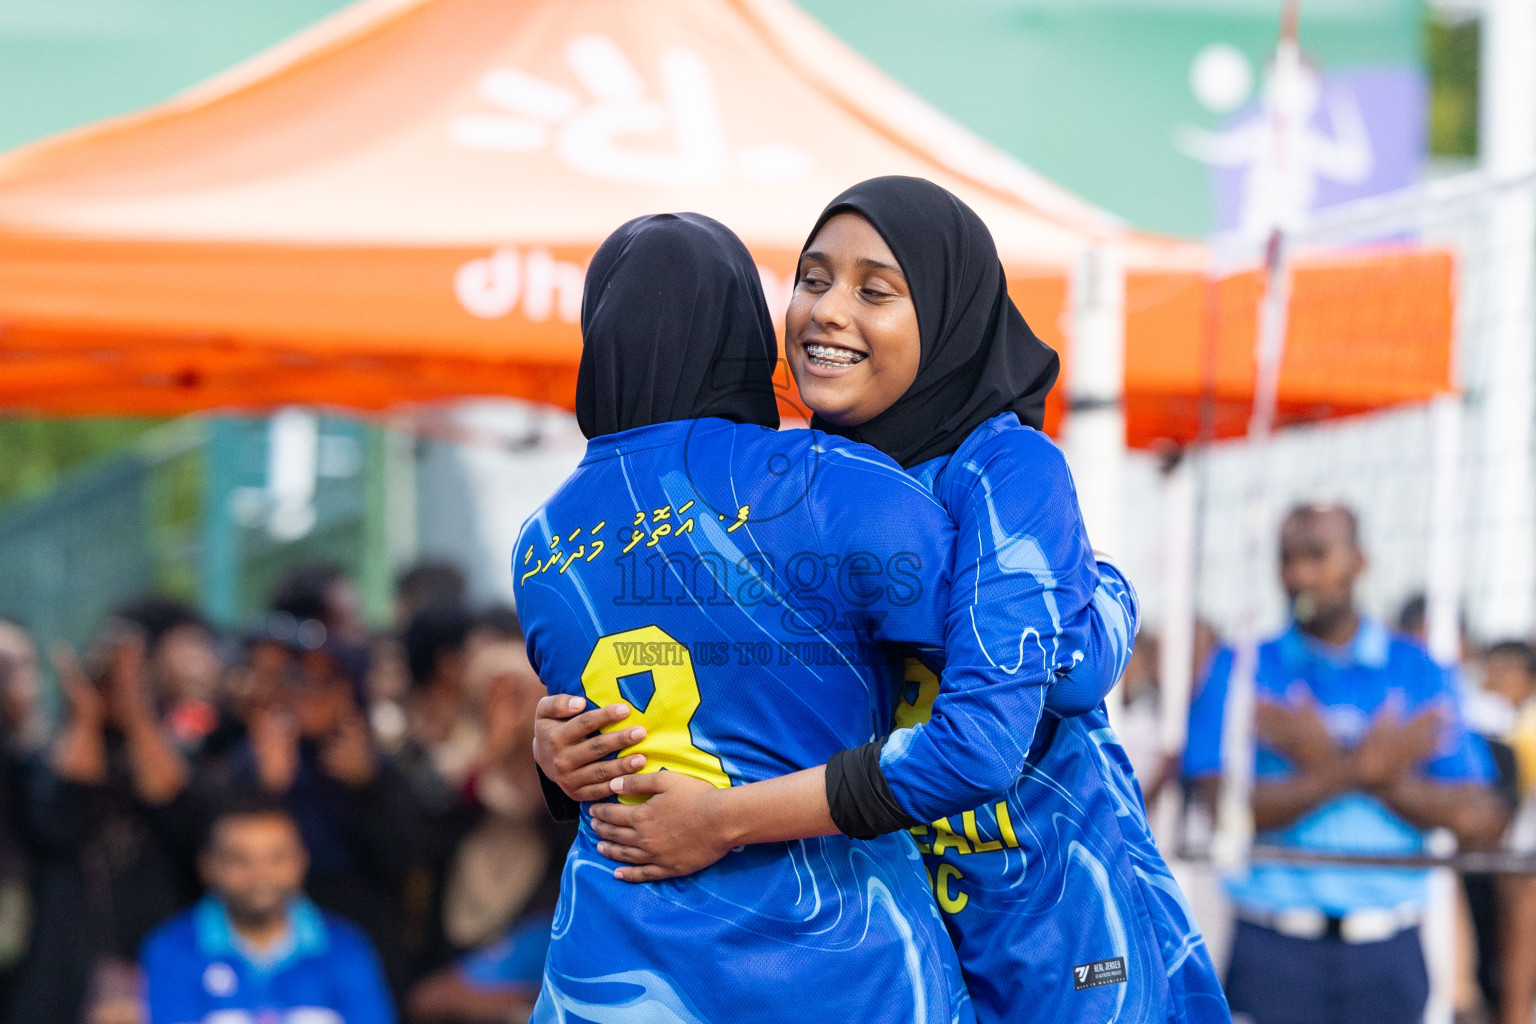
563, 181, 1229, 1024
791, 175, 1059, 468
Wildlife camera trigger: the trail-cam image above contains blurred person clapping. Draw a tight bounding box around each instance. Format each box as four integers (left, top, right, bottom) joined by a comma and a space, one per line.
271, 563, 369, 651
115, 598, 224, 753
8, 616, 197, 1024
408, 637, 574, 1024
0, 620, 44, 1014
393, 562, 467, 632
445, 637, 563, 947
400, 605, 477, 797
390, 605, 480, 982
0, 621, 44, 755
53, 620, 191, 807
226, 619, 419, 1007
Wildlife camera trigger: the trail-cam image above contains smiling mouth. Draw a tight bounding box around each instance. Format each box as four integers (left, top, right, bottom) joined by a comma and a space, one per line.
803, 342, 867, 369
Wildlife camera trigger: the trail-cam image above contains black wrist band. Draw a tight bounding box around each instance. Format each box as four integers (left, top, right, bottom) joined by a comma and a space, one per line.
537, 765, 581, 823
826, 739, 922, 840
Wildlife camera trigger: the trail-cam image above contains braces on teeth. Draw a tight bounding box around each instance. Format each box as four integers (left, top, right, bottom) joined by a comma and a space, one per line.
805, 343, 867, 366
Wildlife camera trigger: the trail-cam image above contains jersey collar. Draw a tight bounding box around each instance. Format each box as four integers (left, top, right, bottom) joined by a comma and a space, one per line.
1279, 616, 1390, 671
194, 894, 329, 974
580, 417, 754, 465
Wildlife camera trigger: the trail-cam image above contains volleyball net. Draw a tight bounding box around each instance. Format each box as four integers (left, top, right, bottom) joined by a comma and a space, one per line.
1134, 167, 1536, 1017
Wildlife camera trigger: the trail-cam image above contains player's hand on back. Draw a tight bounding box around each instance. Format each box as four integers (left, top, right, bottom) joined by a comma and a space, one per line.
591, 772, 733, 883
533, 694, 648, 802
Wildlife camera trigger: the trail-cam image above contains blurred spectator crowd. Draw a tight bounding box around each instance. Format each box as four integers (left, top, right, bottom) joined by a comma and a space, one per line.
0, 560, 570, 1024
11, 504, 1536, 1024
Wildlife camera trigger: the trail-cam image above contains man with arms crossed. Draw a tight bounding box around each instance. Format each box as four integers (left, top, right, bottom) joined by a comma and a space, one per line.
1185, 504, 1507, 1024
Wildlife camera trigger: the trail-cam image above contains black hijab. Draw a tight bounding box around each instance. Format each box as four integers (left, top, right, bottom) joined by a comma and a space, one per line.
802, 176, 1060, 468
576, 213, 780, 439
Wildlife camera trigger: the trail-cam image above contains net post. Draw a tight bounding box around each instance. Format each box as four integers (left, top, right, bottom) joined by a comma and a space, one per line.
1214, 226, 1292, 875
1158, 450, 1197, 772
1474, 0, 1536, 639
1419, 392, 1465, 1024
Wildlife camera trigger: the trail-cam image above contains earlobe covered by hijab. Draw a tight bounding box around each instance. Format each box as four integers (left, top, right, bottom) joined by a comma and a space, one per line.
576, 212, 781, 439
802, 176, 1060, 468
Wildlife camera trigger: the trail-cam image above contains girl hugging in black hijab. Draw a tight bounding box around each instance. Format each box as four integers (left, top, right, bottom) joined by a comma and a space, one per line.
574, 212, 780, 439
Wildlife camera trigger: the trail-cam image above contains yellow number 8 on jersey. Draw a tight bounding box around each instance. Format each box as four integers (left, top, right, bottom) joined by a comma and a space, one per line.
894, 657, 939, 731
581, 625, 730, 801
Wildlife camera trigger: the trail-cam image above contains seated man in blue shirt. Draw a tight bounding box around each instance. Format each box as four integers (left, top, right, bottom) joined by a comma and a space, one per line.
1185, 503, 1508, 1024
142, 795, 396, 1024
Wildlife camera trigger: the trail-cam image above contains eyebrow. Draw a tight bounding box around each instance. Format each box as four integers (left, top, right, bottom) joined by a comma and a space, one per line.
857, 257, 905, 276
800, 250, 906, 278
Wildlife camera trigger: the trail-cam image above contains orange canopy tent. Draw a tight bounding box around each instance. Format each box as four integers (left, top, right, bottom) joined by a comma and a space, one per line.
0, 0, 1453, 447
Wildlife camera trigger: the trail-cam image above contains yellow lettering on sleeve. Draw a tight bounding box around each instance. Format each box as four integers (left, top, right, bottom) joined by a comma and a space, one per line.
995, 801, 1020, 848
963, 810, 1004, 853
908, 823, 933, 855
935, 864, 969, 914
930, 819, 972, 856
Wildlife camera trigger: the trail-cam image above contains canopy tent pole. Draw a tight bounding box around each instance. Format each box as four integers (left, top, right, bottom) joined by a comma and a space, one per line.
1065, 244, 1128, 728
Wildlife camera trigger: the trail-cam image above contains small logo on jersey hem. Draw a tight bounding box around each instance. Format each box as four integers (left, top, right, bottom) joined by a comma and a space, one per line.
1073, 957, 1127, 991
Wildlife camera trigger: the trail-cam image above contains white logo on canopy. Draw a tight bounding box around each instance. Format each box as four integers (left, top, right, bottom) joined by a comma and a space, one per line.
453, 245, 791, 325
449, 34, 813, 187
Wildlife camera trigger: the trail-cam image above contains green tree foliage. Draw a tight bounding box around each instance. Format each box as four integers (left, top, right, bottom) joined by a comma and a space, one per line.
1427, 16, 1479, 158
0, 419, 161, 505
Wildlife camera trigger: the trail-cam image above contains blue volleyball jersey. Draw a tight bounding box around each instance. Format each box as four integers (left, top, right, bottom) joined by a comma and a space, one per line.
883, 414, 1229, 1024
513, 417, 973, 1024
141, 897, 396, 1024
